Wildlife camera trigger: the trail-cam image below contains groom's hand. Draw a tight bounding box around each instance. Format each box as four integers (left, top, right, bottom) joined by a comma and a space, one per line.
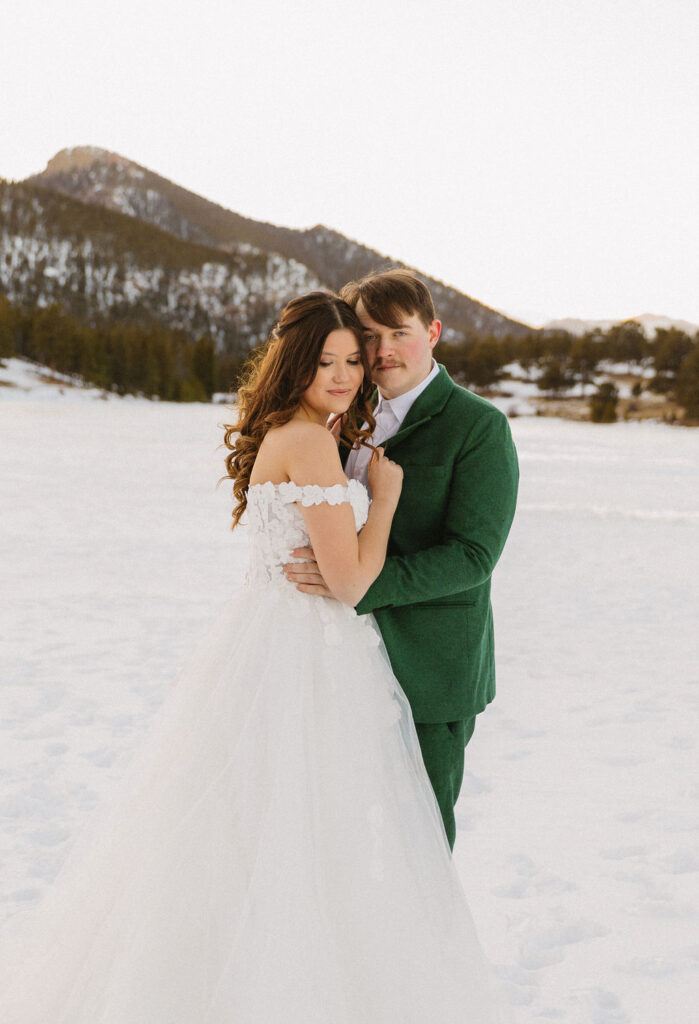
283, 548, 334, 598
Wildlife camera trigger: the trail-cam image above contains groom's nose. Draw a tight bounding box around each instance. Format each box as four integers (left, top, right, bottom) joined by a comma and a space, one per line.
374, 333, 395, 361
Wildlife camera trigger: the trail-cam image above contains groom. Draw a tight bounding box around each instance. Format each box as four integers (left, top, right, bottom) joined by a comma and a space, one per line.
286, 269, 519, 849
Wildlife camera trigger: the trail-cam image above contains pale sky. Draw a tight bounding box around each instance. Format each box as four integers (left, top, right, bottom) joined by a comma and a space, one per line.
2, 0, 697, 326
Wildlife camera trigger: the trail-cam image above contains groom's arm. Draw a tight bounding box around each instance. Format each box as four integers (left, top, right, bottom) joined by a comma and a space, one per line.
354, 408, 518, 614
285, 408, 518, 607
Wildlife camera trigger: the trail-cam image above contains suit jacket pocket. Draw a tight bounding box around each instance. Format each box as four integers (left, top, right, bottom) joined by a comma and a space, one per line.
410, 600, 477, 608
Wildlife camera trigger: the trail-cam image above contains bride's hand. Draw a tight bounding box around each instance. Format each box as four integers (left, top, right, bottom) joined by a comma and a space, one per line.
327, 413, 345, 446
367, 447, 403, 508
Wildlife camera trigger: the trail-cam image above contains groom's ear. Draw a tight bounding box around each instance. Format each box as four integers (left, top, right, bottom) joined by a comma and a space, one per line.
429, 320, 442, 348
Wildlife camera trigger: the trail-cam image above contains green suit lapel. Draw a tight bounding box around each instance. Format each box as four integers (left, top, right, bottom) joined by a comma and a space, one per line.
342, 365, 455, 464
383, 364, 454, 452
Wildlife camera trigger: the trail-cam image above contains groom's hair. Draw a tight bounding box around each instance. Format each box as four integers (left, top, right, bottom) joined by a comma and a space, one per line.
340, 269, 436, 330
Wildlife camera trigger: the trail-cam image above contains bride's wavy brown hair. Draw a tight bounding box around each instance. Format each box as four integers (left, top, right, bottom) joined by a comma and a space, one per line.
223, 291, 376, 527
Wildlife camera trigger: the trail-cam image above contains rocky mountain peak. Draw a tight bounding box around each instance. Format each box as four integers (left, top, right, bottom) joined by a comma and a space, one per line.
43, 146, 143, 178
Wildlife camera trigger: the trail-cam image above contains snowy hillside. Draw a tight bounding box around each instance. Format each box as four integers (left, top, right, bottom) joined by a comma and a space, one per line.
0, 390, 697, 1022
25, 146, 529, 342
0, 180, 319, 350
0, 357, 114, 401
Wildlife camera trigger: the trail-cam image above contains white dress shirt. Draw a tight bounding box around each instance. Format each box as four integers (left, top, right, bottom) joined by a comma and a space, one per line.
345, 360, 440, 488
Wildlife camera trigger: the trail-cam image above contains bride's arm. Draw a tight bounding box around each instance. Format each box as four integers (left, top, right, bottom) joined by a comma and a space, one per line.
286, 425, 402, 607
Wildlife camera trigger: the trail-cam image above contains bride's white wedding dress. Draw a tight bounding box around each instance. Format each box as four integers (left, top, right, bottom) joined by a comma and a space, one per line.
0, 480, 506, 1023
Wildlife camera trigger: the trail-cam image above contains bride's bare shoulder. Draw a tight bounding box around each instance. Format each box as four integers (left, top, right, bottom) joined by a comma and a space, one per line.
268, 419, 336, 450
253, 421, 343, 486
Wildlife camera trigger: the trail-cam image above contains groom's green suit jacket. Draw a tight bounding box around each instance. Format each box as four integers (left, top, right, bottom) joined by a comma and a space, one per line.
351, 364, 519, 723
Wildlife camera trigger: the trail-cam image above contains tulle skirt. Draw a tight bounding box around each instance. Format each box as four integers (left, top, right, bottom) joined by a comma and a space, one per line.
0, 581, 506, 1022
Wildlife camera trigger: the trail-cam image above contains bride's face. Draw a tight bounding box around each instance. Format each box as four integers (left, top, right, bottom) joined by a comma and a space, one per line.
299, 329, 364, 424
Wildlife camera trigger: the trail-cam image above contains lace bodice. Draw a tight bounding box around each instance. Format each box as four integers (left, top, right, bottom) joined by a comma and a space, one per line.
244, 479, 370, 587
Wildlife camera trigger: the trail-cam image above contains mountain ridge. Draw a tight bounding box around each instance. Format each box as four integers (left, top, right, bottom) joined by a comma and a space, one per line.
25, 146, 530, 343
543, 313, 699, 338
9, 147, 693, 353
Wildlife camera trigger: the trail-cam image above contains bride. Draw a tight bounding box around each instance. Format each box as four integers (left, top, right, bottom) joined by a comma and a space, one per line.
0, 291, 506, 1022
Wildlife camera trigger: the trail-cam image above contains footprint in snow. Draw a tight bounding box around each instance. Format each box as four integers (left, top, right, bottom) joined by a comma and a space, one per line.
661, 846, 699, 874
43, 742, 69, 757
459, 770, 492, 796
603, 753, 651, 767
80, 746, 118, 768
27, 825, 71, 847
570, 987, 629, 1024
599, 845, 647, 861
6, 887, 41, 904
615, 869, 695, 919
492, 853, 576, 900
492, 963, 539, 1008
616, 808, 647, 823
515, 907, 608, 971
664, 733, 694, 750
616, 943, 699, 977
455, 812, 477, 832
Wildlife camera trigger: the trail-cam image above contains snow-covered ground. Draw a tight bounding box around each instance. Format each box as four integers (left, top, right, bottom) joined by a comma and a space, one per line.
0, 357, 118, 402
1, 374, 698, 1022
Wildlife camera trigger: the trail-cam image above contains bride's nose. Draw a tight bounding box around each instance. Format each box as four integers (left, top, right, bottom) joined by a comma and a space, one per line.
332, 363, 350, 382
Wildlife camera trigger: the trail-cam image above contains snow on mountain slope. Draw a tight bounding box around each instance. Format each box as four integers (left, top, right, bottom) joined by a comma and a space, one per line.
0, 180, 320, 350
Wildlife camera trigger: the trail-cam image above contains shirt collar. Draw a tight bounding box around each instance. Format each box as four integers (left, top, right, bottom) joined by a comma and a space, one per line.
375, 359, 440, 427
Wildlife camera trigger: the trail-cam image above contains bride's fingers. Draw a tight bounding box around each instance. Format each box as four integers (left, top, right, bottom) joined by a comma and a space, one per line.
327, 413, 345, 436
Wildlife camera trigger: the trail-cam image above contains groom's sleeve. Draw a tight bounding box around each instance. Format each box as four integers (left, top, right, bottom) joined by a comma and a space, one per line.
354, 408, 519, 615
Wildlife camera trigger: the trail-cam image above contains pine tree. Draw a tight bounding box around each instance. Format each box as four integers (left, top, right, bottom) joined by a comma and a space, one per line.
650, 328, 693, 392
569, 335, 601, 395
460, 340, 503, 389
536, 356, 575, 397
192, 335, 216, 399
0, 296, 15, 358
675, 344, 699, 418
589, 382, 619, 423
606, 322, 645, 370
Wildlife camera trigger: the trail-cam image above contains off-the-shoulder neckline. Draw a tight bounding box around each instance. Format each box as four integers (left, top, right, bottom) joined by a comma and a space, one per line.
245, 480, 369, 512
247, 479, 364, 492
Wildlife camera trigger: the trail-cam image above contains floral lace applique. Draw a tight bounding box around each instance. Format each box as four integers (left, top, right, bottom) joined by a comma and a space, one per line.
244, 480, 370, 624
244, 480, 370, 644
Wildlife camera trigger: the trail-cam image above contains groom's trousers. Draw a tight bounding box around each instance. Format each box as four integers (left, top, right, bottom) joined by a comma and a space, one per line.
414, 717, 476, 851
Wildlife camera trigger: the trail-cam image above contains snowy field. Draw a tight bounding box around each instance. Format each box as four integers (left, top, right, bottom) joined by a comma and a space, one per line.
1, 365, 698, 1022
